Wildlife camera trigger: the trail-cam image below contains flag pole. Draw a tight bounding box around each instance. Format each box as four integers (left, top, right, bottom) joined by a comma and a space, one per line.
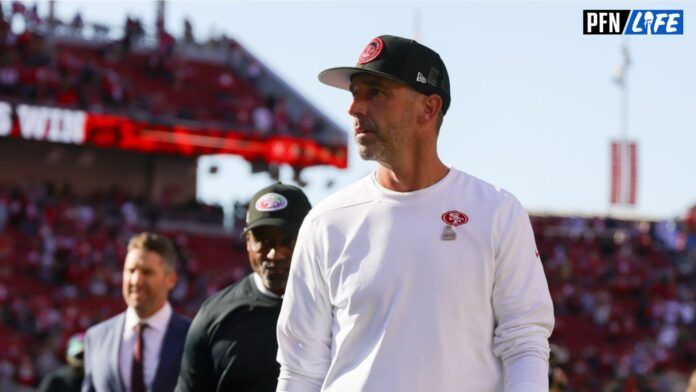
610, 40, 636, 212
621, 42, 630, 143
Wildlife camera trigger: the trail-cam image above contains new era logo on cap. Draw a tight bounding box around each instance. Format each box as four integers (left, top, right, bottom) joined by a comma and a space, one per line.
427, 68, 440, 87
417, 72, 427, 84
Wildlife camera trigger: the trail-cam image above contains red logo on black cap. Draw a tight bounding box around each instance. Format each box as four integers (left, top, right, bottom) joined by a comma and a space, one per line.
358, 37, 384, 64
441, 210, 469, 226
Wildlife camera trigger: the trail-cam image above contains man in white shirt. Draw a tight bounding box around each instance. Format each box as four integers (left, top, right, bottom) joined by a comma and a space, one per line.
276, 35, 555, 391
83, 232, 190, 392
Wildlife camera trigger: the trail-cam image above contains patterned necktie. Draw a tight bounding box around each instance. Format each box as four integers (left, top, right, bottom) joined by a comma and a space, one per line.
131, 322, 148, 392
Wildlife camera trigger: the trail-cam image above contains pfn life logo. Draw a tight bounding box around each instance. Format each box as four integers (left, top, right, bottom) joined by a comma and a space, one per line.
583, 10, 684, 35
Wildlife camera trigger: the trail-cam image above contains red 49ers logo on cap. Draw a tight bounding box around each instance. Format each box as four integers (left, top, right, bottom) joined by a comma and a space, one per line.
358, 37, 384, 64
441, 210, 469, 226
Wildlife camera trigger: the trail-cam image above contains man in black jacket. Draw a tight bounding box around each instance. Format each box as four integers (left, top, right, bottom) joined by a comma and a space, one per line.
39, 332, 85, 392
176, 183, 311, 392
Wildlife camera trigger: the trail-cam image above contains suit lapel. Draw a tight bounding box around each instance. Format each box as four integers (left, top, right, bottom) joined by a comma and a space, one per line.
151, 313, 175, 392
111, 313, 127, 392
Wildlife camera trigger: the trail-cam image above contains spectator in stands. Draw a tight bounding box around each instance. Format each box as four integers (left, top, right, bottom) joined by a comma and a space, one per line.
688, 369, 696, 392
121, 15, 142, 55
246, 59, 261, 83
16, 353, 36, 388
38, 332, 85, 392
24, 3, 41, 31
82, 232, 190, 392
0, 356, 33, 392
225, 40, 244, 71
297, 110, 316, 138
175, 183, 311, 392
549, 366, 569, 392
0, 59, 20, 94
102, 69, 125, 106
217, 71, 235, 99
0, 191, 8, 232
69, 12, 84, 36
273, 98, 292, 135
0, 5, 11, 47
685, 205, 696, 252
11, 1, 27, 23
157, 20, 176, 59
252, 98, 274, 137
183, 18, 194, 44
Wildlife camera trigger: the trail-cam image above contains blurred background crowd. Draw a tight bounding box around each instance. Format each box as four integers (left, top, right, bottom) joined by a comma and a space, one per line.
0, 1, 694, 391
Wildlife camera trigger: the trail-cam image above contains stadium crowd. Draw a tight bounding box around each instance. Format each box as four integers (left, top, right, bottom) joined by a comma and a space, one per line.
0, 181, 243, 390
0, 2, 321, 139
539, 212, 696, 390
2, 1, 696, 390
1, 179, 694, 390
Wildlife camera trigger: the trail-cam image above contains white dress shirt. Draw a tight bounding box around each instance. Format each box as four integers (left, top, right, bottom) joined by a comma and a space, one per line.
119, 302, 172, 391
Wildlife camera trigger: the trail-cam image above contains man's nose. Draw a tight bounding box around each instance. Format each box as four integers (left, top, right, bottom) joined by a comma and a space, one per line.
266, 247, 277, 260
348, 98, 367, 118
130, 270, 143, 285
265, 245, 289, 263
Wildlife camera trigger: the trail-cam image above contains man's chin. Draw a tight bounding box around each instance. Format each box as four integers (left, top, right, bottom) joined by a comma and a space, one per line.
127, 295, 144, 305
266, 284, 285, 295
262, 278, 286, 293
358, 148, 377, 161
128, 300, 149, 312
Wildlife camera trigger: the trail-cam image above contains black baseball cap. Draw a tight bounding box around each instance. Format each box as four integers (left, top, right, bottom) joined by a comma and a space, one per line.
319, 34, 451, 114
243, 182, 311, 235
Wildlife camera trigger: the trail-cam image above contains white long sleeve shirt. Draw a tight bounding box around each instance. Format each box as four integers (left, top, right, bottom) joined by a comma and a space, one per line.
277, 168, 554, 391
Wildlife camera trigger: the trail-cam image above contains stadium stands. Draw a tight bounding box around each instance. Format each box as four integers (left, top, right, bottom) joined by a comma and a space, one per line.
0, 182, 244, 388
0, 10, 344, 143
1, 3, 694, 390
1, 182, 694, 389
536, 214, 695, 390
1, 29, 292, 135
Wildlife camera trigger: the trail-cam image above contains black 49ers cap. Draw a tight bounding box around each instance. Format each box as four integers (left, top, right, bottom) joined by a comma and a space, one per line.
243, 182, 312, 235
319, 34, 451, 114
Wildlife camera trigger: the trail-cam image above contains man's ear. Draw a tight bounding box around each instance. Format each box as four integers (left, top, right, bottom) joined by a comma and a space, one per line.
245, 231, 253, 252
166, 270, 178, 290
419, 94, 443, 124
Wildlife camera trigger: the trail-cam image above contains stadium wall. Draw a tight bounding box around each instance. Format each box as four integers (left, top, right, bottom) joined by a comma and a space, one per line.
0, 138, 196, 202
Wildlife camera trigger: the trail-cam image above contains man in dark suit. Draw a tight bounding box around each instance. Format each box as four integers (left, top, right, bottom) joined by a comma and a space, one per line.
82, 232, 190, 392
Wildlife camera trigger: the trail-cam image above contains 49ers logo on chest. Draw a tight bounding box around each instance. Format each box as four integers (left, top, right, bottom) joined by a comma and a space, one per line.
442, 210, 469, 226
440, 210, 468, 241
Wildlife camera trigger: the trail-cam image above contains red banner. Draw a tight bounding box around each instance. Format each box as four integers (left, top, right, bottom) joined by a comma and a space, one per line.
610, 140, 638, 206
0, 101, 347, 169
